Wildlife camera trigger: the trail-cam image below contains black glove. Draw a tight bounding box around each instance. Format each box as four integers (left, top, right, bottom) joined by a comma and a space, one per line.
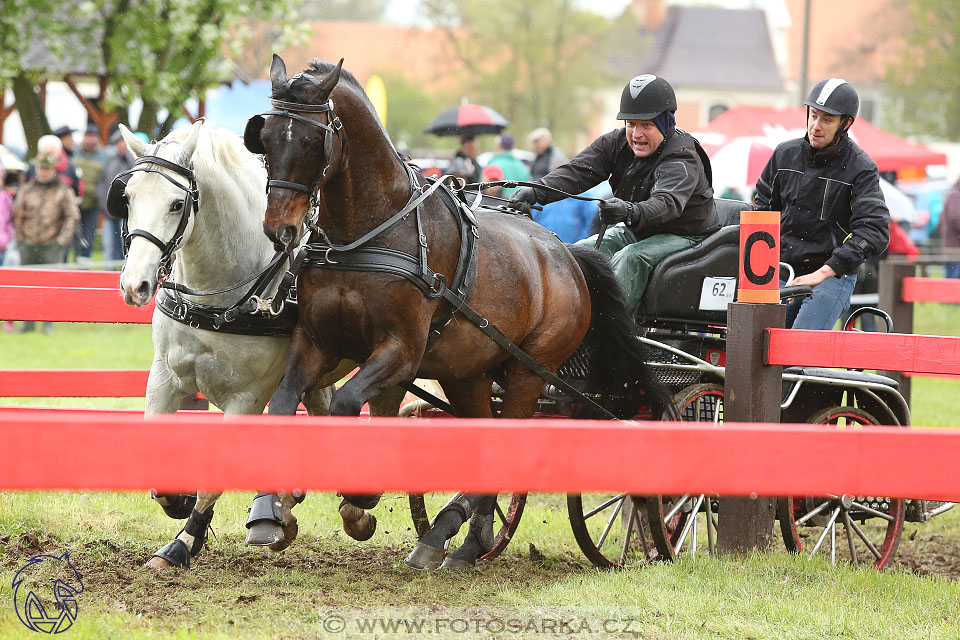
597, 198, 638, 226
509, 186, 539, 216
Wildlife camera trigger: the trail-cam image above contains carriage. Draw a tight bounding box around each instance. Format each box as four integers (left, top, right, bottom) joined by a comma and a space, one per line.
400, 198, 951, 570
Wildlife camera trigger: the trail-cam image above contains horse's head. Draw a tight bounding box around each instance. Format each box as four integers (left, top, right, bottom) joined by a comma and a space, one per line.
246, 54, 345, 252
117, 121, 202, 306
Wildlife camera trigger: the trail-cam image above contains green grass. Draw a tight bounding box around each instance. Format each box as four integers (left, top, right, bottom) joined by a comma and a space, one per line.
1, 303, 959, 638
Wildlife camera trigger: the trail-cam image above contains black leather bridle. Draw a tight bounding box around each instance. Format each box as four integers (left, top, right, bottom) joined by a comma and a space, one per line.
245, 98, 343, 198
115, 152, 199, 282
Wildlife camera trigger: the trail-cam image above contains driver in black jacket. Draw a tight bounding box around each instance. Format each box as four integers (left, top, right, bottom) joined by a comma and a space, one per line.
510, 74, 719, 310
755, 78, 889, 330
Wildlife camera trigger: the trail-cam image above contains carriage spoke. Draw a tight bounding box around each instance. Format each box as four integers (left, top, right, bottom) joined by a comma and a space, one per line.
664, 494, 692, 522
632, 506, 651, 560
849, 500, 895, 522
674, 494, 705, 555
619, 501, 637, 565
795, 499, 832, 525
849, 516, 883, 561
842, 511, 858, 567
494, 500, 507, 526
597, 497, 625, 549
585, 493, 628, 520
705, 498, 716, 556
808, 506, 841, 556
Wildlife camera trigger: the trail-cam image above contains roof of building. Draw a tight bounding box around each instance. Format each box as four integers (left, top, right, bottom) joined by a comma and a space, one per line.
635, 6, 783, 91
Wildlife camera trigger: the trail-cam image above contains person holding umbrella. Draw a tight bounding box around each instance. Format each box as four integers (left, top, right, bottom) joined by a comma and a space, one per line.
454, 135, 481, 184
510, 74, 718, 311
425, 102, 507, 184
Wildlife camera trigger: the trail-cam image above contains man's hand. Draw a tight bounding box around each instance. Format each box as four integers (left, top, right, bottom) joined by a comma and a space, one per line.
786, 265, 837, 288
597, 198, 637, 226
508, 186, 538, 216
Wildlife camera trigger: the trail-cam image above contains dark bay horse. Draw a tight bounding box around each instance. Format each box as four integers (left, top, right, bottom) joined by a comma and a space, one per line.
246, 54, 668, 569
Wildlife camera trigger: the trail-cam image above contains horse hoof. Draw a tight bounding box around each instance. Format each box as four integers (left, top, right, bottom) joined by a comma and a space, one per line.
245, 520, 283, 547
403, 543, 445, 571
144, 556, 174, 570
339, 503, 377, 541
268, 519, 299, 552
150, 491, 197, 519
438, 555, 476, 570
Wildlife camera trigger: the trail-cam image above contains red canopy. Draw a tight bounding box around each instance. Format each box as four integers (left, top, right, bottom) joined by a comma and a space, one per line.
697, 106, 946, 172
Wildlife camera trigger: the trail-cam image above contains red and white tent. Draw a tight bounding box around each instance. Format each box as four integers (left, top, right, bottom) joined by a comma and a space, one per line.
695, 106, 946, 174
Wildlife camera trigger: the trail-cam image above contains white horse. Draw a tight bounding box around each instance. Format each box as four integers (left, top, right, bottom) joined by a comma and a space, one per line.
117, 120, 405, 570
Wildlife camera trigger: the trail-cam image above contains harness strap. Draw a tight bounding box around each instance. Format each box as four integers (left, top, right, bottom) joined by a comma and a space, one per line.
156, 288, 298, 336
399, 381, 458, 416
436, 288, 619, 420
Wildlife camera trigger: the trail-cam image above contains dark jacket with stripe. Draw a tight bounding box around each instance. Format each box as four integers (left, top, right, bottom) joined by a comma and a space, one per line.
755, 134, 889, 277
534, 128, 719, 240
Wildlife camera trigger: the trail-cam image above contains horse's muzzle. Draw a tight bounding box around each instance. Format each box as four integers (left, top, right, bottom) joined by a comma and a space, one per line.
263, 221, 299, 253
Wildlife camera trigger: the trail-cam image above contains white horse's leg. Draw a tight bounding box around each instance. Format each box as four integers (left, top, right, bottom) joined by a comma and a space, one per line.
143, 359, 201, 520
146, 491, 223, 570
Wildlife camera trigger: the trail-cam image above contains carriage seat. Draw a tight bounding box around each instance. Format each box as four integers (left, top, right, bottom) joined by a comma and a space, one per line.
637, 198, 755, 326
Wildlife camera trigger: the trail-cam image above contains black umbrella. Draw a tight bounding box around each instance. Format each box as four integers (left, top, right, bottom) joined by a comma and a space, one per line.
424, 103, 510, 137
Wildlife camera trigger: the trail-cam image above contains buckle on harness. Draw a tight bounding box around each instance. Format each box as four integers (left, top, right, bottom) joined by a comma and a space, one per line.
429, 273, 447, 298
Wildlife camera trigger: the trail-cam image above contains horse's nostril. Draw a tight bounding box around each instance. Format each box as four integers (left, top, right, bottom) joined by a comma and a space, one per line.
278, 225, 297, 246
136, 281, 152, 302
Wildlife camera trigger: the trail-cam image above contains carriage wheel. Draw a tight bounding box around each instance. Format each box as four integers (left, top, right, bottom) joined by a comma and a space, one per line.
646, 384, 724, 560
567, 493, 671, 568
778, 406, 905, 569
408, 492, 526, 561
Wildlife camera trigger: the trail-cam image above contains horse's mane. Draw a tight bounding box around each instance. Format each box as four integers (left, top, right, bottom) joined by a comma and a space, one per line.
162, 124, 266, 196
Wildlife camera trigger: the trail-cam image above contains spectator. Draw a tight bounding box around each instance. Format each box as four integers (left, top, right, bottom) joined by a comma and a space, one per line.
97, 130, 136, 262
755, 78, 889, 331
940, 177, 960, 278
454, 136, 481, 183
11, 151, 81, 333
511, 75, 718, 310
0, 166, 13, 267
26, 134, 83, 200
69, 123, 110, 262
527, 128, 568, 180
481, 163, 505, 199
485, 134, 530, 196
53, 125, 77, 158
719, 186, 747, 202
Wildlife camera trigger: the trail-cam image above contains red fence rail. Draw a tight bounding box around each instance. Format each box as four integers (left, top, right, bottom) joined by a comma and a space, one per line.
1, 410, 958, 499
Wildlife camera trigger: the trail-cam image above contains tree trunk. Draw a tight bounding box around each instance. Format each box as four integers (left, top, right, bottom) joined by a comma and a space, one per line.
12, 74, 49, 157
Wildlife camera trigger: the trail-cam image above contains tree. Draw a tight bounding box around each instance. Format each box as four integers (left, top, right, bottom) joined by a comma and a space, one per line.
418, 0, 616, 153
2, 0, 304, 154
886, 0, 960, 139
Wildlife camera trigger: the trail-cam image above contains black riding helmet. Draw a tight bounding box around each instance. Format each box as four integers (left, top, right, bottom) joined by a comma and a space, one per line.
617, 74, 677, 120
804, 78, 859, 146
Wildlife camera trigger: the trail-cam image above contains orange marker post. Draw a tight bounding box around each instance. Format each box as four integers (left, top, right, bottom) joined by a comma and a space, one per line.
738, 211, 781, 304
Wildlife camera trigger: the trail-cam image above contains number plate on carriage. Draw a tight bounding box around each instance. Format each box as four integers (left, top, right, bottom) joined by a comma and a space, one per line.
699, 277, 736, 311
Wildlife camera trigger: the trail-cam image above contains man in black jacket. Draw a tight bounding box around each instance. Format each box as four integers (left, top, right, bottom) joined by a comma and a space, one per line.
510, 74, 718, 309
755, 78, 889, 330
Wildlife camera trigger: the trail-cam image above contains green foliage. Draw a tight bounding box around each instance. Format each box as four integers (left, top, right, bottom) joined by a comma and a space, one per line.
419, 0, 617, 153
886, 0, 960, 139
372, 68, 457, 152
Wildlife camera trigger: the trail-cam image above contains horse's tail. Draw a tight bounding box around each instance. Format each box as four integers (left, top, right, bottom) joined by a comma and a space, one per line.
566, 243, 671, 419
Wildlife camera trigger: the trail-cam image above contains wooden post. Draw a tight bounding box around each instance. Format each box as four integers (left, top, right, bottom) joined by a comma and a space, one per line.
719, 302, 785, 554
878, 260, 914, 405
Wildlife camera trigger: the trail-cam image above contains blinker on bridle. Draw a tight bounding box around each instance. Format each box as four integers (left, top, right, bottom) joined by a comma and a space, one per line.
256, 98, 343, 197
117, 152, 199, 282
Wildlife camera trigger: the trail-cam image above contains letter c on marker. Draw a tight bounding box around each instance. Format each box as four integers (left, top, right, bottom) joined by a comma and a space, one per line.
743, 231, 776, 285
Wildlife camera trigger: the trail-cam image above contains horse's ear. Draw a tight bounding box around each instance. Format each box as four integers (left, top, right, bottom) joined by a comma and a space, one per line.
270, 54, 288, 92
181, 119, 202, 158
318, 58, 344, 95
119, 123, 150, 158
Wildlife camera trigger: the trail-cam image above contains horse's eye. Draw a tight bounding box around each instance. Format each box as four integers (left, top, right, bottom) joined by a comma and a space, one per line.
170, 200, 184, 213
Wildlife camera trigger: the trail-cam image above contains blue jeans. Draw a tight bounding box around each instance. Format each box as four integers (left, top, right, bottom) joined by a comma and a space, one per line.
101, 215, 124, 261
946, 262, 960, 279
783, 272, 858, 330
